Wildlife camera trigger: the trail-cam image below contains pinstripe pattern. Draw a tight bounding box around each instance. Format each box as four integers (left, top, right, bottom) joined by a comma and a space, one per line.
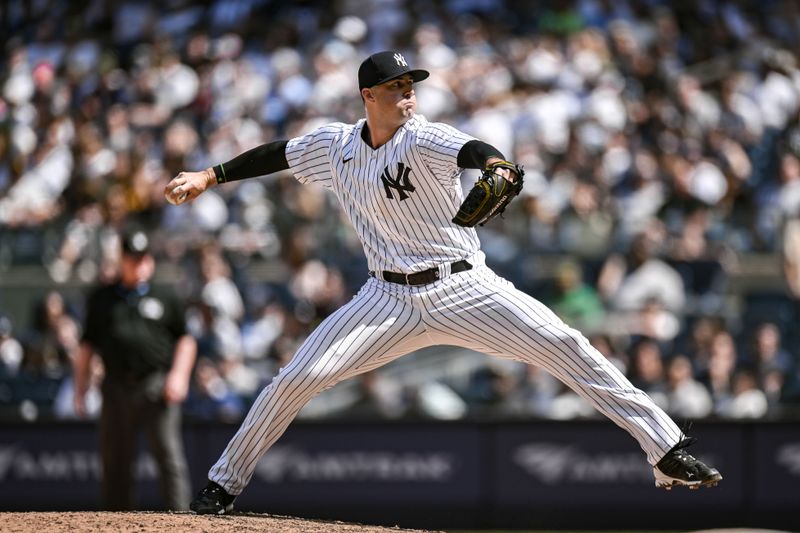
285, 115, 480, 274
419, 264, 682, 465
206, 115, 685, 496
208, 263, 682, 494
208, 279, 431, 494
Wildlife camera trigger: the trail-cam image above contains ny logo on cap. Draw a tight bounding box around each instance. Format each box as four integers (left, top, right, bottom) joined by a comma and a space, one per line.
393, 53, 407, 67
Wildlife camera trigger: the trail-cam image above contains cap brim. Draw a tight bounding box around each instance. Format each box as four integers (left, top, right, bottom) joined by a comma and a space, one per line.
374, 69, 430, 87
122, 249, 150, 258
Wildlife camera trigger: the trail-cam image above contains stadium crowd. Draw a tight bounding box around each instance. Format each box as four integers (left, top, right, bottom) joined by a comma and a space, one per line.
2, 0, 800, 423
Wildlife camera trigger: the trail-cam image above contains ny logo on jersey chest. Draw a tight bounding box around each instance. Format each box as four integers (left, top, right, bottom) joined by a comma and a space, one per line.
381, 162, 416, 201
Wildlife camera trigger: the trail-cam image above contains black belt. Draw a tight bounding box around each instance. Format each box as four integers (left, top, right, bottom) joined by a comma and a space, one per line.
375, 260, 472, 286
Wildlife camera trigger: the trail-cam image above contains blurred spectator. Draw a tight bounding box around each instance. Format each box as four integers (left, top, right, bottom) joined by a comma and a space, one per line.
614, 149, 668, 243
784, 218, 800, 298
547, 383, 597, 420
588, 333, 628, 374
627, 338, 668, 410
749, 322, 793, 375
188, 300, 242, 362
0, 118, 74, 227
53, 353, 103, 419
462, 362, 518, 417
337, 370, 406, 420
0, 315, 23, 377
597, 226, 686, 314
22, 291, 80, 380
289, 259, 349, 325
0, 293, 79, 421
218, 356, 261, 400
501, 364, 562, 418
768, 154, 800, 231
720, 368, 769, 419
241, 300, 290, 362
199, 247, 245, 324
607, 296, 682, 344
546, 259, 606, 333
704, 330, 738, 416
47, 203, 116, 284
665, 354, 713, 419
185, 357, 245, 422
668, 207, 715, 262
556, 180, 615, 258
679, 315, 724, 376
748, 322, 794, 410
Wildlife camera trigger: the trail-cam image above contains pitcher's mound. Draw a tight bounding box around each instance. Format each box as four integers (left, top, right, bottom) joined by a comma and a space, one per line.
0, 511, 442, 533
691, 530, 794, 533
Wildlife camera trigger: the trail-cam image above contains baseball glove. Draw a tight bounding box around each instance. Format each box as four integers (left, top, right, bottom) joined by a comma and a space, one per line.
452, 160, 525, 227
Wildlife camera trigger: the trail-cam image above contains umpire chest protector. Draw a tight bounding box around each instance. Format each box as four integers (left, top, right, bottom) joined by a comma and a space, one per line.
83, 282, 185, 382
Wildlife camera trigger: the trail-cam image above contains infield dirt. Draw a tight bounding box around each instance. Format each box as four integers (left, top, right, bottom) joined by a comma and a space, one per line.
0, 511, 443, 532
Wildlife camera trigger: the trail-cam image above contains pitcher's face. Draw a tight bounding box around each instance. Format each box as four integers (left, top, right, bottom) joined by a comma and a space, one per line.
364, 74, 417, 126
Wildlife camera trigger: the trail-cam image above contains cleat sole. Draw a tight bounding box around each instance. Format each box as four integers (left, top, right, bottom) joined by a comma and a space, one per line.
654, 467, 723, 491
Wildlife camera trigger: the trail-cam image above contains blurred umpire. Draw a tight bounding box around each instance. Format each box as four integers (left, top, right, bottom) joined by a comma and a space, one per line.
72, 229, 196, 511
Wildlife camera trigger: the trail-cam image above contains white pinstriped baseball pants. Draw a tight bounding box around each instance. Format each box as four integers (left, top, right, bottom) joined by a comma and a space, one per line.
208, 257, 683, 495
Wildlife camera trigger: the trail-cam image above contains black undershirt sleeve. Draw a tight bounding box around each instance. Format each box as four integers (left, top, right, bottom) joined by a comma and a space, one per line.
211, 140, 290, 184
456, 140, 506, 169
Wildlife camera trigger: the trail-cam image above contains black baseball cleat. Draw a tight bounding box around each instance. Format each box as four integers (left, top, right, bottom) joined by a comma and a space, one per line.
190, 481, 236, 515
654, 437, 722, 490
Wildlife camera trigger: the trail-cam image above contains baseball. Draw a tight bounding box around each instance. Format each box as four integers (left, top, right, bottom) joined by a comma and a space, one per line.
166, 187, 188, 206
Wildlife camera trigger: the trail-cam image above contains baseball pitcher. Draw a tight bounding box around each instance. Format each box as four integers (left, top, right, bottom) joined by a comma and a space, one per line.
165, 51, 722, 515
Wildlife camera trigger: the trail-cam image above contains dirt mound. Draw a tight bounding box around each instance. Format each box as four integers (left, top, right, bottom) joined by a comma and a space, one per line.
691, 530, 794, 533
0, 512, 442, 533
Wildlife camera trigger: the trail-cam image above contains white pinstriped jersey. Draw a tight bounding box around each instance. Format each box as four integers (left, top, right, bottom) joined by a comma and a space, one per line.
285, 114, 479, 274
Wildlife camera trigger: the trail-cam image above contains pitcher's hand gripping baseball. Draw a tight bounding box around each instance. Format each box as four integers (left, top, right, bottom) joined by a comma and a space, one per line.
164, 168, 216, 205
452, 160, 524, 227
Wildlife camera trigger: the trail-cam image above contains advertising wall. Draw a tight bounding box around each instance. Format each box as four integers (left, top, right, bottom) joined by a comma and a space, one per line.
0, 420, 798, 530
489, 423, 746, 530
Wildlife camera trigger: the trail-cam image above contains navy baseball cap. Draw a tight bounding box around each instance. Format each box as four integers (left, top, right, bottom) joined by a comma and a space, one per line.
358, 51, 429, 90
121, 229, 151, 257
